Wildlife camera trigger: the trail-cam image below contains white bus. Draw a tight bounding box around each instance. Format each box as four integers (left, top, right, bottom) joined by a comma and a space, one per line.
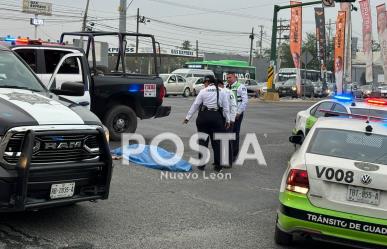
277, 68, 334, 83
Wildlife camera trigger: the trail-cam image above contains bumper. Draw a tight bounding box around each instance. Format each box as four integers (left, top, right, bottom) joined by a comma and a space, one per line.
139, 105, 171, 119
0, 128, 113, 212
278, 191, 387, 247
154, 105, 171, 118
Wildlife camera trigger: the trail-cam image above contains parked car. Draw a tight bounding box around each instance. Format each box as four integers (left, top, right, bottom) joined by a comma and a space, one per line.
190, 77, 205, 96
277, 78, 314, 98
359, 84, 373, 98
379, 85, 387, 97
239, 79, 260, 97
312, 82, 329, 98
160, 74, 191, 97
258, 82, 268, 95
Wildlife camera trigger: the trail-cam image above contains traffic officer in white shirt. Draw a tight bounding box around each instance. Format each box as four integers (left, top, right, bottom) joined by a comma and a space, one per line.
226, 72, 248, 162
183, 75, 230, 172
217, 78, 237, 167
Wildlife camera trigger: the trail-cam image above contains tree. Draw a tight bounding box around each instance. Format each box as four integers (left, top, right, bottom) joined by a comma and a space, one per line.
181, 40, 192, 50
263, 32, 333, 71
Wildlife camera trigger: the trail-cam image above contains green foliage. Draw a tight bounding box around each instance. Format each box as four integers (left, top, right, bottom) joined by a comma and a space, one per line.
181, 40, 192, 50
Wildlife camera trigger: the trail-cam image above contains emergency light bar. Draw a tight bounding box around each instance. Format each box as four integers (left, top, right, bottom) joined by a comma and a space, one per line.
366, 98, 387, 106
319, 109, 387, 122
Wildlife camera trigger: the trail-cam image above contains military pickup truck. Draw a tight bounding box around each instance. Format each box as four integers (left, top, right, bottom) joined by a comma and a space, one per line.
11, 32, 171, 141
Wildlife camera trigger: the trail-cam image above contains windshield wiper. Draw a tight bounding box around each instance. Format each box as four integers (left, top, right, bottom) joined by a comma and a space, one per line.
0, 85, 42, 92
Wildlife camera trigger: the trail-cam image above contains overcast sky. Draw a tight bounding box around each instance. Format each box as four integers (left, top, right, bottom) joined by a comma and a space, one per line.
0, 0, 384, 55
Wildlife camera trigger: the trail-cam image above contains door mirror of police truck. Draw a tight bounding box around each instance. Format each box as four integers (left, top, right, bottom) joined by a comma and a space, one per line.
51, 81, 85, 96
289, 135, 303, 145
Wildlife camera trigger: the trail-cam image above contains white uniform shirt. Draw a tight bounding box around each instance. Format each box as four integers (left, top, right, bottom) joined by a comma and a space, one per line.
186, 84, 230, 122
230, 81, 248, 114
221, 87, 237, 122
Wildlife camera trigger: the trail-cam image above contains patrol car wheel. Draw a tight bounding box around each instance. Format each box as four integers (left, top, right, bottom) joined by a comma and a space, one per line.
104, 105, 137, 141
183, 88, 190, 97
274, 224, 293, 245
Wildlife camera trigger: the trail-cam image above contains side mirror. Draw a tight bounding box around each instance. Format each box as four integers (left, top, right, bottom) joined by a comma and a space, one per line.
51, 82, 84, 96
289, 135, 303, 145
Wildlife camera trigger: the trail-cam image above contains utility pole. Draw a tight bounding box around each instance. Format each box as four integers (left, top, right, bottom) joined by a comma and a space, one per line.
82, 0, 91, 32
119, 0, 127, 33
136, 8, 140, 53
326, 19, 333, 70
258, 25, 264, 56
276, 19, 290, 70
249, 27, 255, 66
196, 40, 199, 59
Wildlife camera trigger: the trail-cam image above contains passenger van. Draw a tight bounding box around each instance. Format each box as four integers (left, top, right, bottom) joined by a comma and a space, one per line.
172, 68, 215, 78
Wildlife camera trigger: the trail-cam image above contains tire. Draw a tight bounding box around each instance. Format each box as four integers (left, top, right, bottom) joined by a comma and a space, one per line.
104, 105, 137, 141
183, 88, 190, 97
274, 224, 293, 246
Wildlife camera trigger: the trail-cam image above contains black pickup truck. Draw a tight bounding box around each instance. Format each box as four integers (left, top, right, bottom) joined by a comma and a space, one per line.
12, 32, 171, 140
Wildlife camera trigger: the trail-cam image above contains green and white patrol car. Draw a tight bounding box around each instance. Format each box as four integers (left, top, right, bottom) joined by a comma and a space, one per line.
276, 118, 387, 247
293, 96, 387, 138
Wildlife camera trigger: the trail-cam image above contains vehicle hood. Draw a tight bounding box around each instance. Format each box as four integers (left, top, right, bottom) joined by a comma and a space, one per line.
0, 89, 101, 135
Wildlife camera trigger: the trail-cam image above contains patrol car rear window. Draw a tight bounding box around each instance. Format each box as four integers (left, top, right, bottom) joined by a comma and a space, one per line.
308, 128, 387, 165
350, 108, 387, 119
0, 51, 45, 92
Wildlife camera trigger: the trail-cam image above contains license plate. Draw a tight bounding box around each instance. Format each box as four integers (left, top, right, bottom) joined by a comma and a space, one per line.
282, 90, 287, 94
50, 182, 75, 199
347, 186, 380, 206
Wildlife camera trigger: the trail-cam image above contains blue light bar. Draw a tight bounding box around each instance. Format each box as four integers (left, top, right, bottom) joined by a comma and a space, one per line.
334, 95, 353, 102
4, 36, 15, 42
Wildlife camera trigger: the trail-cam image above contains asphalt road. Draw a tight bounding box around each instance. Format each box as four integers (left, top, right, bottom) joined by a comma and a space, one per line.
0, 97, 358, 249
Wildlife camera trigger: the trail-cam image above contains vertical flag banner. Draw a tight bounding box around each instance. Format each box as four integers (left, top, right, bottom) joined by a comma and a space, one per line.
377, 4, 387, 85
314, 8, 327, 80
341, 3, 352, 84
335, 11, 346, 94
290, 1, 302, 96
359, 0, 373, 84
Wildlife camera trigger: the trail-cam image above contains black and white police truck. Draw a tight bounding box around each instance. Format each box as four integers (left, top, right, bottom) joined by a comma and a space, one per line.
0, 45, 112, 211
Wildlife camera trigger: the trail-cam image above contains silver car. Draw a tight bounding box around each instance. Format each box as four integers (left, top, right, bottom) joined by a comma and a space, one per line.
160, 74, 192, 97
189, 77, 205, 96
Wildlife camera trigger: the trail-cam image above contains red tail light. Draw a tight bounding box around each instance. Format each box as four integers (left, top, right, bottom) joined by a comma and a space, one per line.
159, 85, 165, 100
286, 169, 309, 194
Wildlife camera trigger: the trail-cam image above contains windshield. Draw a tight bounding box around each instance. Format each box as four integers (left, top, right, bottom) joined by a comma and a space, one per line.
308, 128, 387, 165
0, 51, 45, 92
284, 78, 296, 86
350, 108, 387, 118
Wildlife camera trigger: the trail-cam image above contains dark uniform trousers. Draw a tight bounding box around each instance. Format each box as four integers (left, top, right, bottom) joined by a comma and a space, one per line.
196, 108, 225, 166
232, 112, 244, 161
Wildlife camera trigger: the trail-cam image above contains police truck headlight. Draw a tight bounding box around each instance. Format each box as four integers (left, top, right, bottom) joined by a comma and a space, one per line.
103, 125, 110, 142
291, 86, 297, 91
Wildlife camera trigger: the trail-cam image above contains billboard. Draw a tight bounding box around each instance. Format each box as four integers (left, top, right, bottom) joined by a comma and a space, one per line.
335, 11, 346, 94
290, 1, 302, 96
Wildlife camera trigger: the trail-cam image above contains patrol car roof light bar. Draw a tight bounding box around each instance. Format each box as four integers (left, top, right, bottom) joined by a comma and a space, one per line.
319, 109, 387, 122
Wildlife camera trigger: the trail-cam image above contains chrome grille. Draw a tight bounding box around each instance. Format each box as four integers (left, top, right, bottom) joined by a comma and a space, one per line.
3, 132, 100, 164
